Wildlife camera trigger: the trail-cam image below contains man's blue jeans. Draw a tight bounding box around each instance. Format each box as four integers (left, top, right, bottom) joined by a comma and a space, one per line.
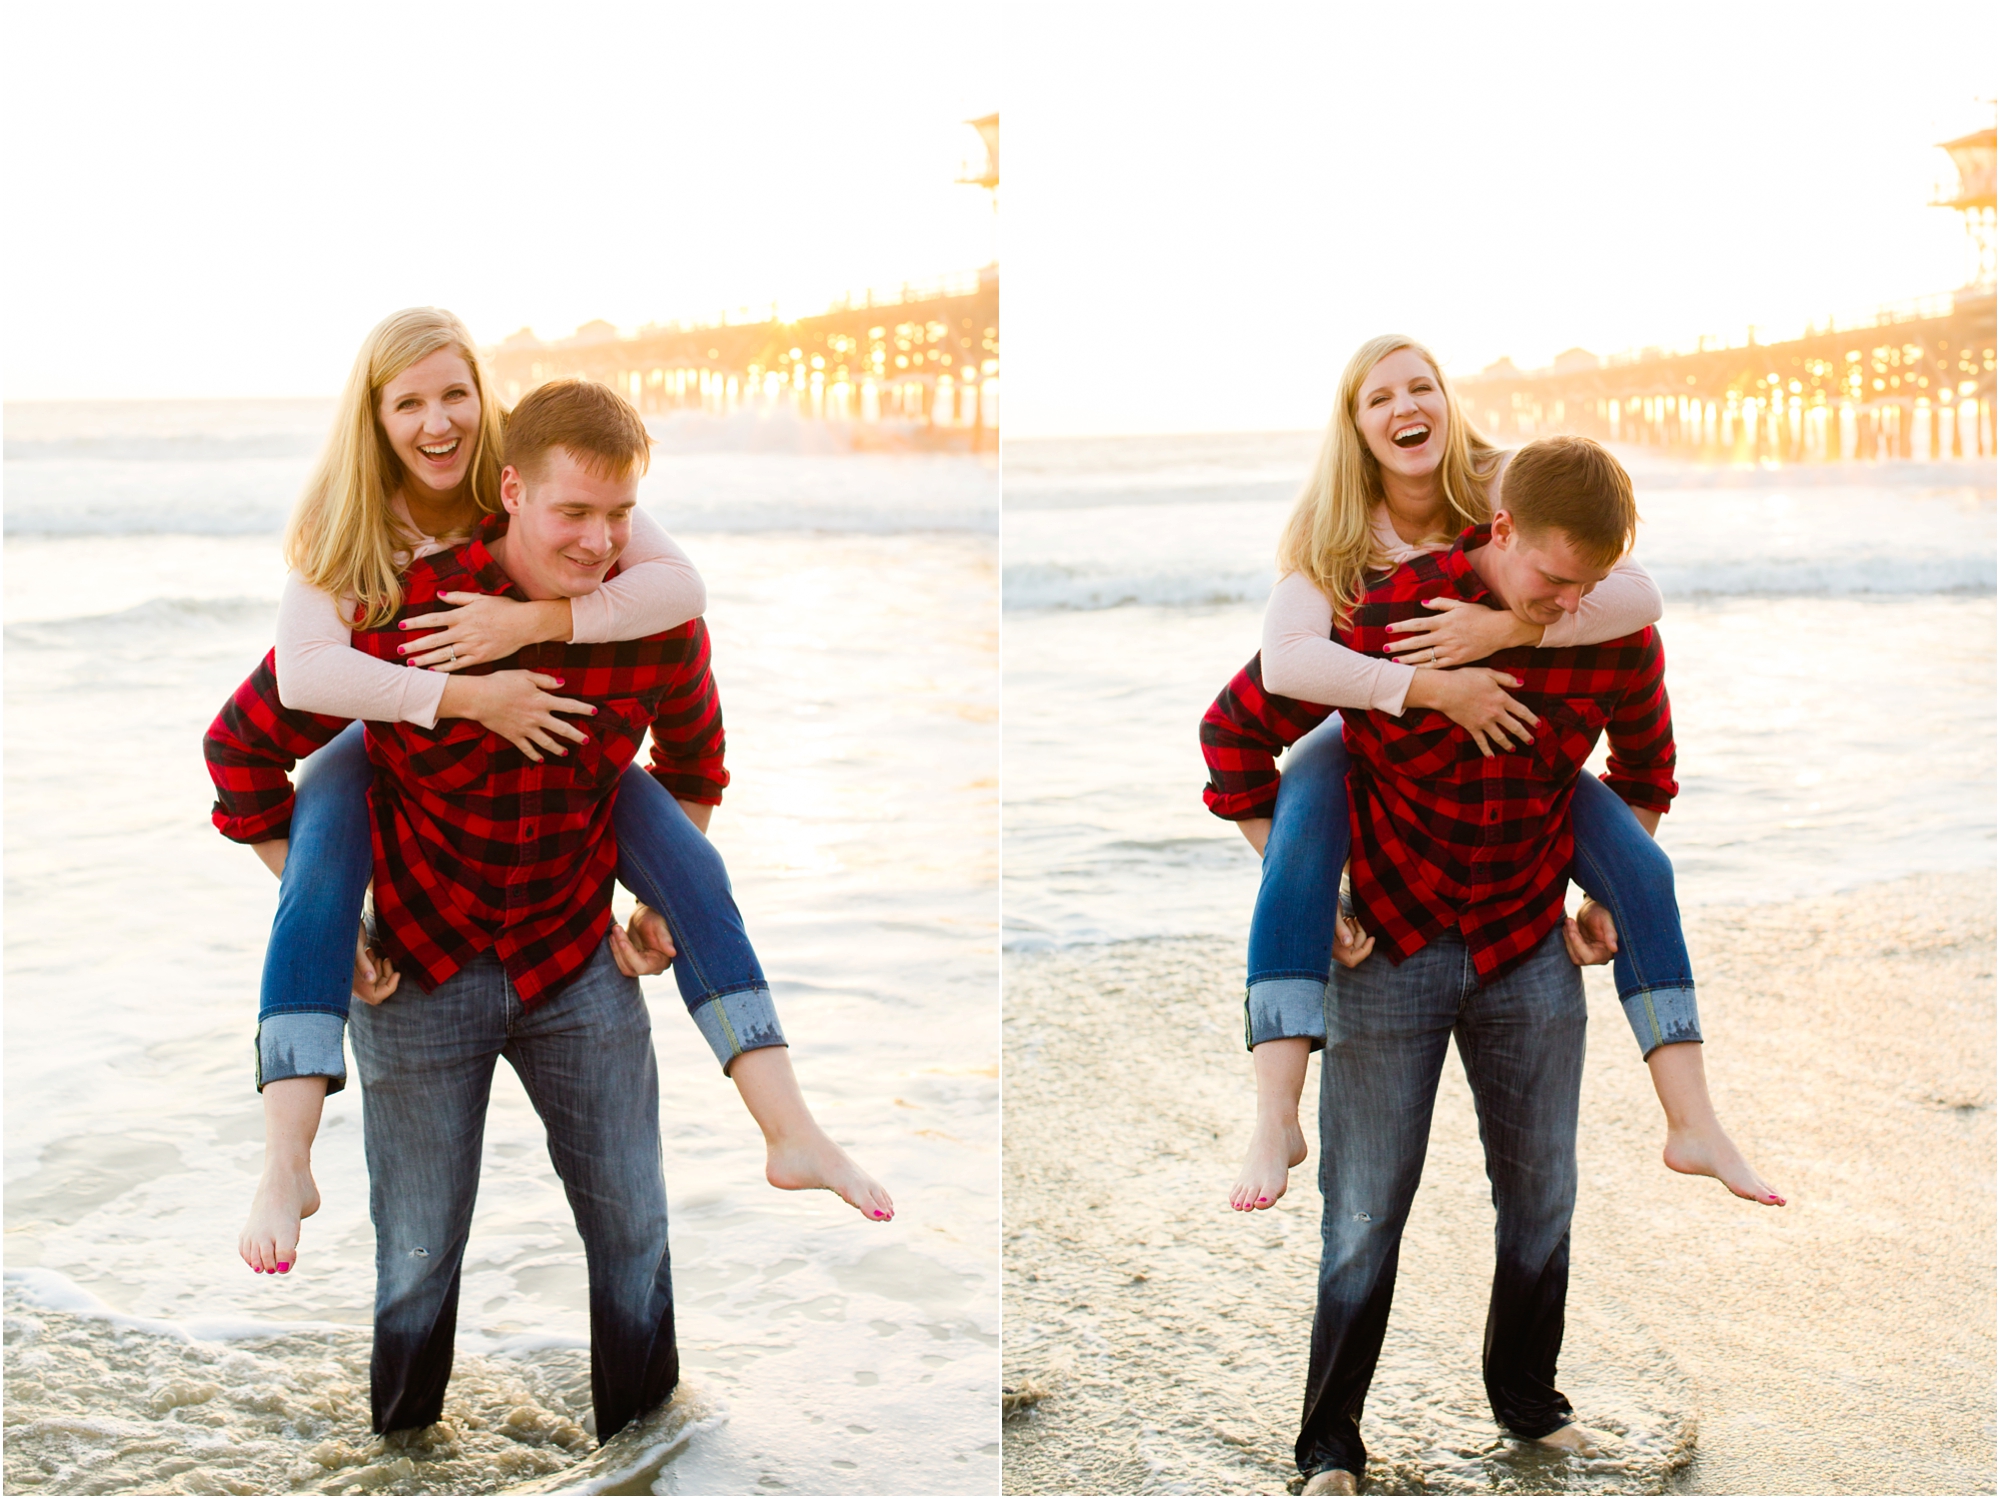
255, 722, 784, 1090
1298, 926, 1585, 1480
347, 938, 677, 1440
1245, 715, 1701, 1058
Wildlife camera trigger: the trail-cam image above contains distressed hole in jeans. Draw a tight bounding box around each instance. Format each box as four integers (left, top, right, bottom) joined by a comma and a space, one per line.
410, 1247, 430, 1258
1353, 1212, 1372, 1222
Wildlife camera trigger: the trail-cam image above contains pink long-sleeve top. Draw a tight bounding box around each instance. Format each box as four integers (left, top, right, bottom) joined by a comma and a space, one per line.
274, 503, 707, 728
1260, 505, 1662, 715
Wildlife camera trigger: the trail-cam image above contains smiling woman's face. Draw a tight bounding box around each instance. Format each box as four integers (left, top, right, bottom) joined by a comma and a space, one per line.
377, 347, 480, 495
1354, 346, 1450, 483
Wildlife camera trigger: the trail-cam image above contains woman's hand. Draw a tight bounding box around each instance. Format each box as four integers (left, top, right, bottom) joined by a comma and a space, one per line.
440, 670, 599, 763
398, 592, 573, 671
1383, 596, 1539, 668
1404, 667, 1539, 758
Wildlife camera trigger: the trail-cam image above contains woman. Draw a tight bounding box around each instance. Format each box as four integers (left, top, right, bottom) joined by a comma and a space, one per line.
1217, 333, 1780, 1216
238, 308, 891, 1277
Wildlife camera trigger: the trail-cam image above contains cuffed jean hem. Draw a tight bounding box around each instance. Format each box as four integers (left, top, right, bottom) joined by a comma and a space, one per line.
690, 986, 787, 1072
256, 1011, 349, 1093
1620, 985, 1703, 1058
1244, 978, 1329, 1051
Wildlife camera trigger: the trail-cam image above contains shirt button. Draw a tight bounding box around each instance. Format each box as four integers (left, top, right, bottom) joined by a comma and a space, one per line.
523, 823, 536, 836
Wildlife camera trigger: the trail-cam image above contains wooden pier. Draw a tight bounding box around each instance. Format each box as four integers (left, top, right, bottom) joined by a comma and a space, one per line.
1458, 288, 1995, 463
482, 266, 1000, 450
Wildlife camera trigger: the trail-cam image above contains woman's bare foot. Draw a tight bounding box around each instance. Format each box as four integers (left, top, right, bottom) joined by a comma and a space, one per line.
1523, 1421, 1605, 1457
1663, 1120, 1785, 1206
240, 1162, 319, 1274
1230, 1113, 1307, 1211
766, 1127, 895, 1222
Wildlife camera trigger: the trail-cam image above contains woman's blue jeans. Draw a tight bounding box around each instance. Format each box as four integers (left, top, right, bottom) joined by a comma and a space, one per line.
1243, 715, 1701, 1058
255, 721, 785, 1091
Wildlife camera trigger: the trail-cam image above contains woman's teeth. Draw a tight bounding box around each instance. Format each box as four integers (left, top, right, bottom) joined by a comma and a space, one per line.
1391, 425, 1430, 449
419, 439, 460, 459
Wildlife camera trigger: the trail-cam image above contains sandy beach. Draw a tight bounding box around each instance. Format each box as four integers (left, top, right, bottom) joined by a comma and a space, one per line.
1001, 871, 1995, 1495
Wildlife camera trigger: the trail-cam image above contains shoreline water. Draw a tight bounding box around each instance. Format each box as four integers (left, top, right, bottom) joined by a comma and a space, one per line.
1001, 871, 1995, 1496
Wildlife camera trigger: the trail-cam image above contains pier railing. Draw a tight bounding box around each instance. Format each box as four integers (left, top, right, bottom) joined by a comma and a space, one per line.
483, 265, 1000, 449
1460, 288, 1995, 463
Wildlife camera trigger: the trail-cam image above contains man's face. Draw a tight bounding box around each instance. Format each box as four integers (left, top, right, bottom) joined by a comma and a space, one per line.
497, 447, 637, 599
1480, 512, 1614, 626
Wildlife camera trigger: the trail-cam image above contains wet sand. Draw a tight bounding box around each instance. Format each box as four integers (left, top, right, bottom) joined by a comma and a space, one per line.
1001, 872, 1995, 1495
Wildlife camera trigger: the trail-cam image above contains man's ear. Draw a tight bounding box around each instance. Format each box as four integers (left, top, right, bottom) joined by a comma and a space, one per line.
1489, 509, 1515, 548
499, 464, 526, 514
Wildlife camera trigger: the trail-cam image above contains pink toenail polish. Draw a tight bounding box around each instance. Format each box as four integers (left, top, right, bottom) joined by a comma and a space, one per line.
277, 1263, 290, 1271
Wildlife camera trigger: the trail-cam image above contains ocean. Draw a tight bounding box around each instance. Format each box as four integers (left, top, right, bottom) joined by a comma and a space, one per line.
3, 399, 1000, 1495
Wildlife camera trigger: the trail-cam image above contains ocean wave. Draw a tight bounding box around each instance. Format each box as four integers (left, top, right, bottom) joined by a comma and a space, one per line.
1646, 556, 1996, 597
5, 433, 324, 464
6, 595, 278, 647
1005, 554, 1995, 611
1002, 562, 1274, 611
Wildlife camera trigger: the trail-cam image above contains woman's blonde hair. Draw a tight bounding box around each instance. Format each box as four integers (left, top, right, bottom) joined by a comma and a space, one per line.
285, 307, 507, 627
1275, 333, 1502, 626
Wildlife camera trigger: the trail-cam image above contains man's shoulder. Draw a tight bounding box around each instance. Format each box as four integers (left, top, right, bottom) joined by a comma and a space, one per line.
554, 617, 711, 685
1497, 623, 1663, 691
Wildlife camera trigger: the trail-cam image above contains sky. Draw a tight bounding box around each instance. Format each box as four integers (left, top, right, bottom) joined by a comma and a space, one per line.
3, 2, 998, 400
1003, 0, 1996, 435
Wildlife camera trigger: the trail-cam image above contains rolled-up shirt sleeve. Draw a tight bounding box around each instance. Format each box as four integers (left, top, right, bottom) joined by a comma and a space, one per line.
1601, 627, 1678, 813
645, 620, 730, 804
205, 650, 352, 843
1200, 653, 1335, 821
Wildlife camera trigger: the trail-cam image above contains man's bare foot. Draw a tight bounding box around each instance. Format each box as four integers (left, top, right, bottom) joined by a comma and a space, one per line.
240, 1162, 319, 1274
1663, 1120, 1785, 1206
1302, 1466, 1359, 1495
766, 1128, 895, 1222
1523, 1421, 1605, 1458
1230, 1113, 1307, 1211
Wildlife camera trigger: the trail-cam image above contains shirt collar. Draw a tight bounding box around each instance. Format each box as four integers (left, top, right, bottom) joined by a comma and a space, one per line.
445, 513, 523, 601
1440, 523, 1497, 606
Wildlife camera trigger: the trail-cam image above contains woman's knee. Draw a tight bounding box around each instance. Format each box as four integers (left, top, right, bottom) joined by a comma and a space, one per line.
1284, 716, 1350, 786
1572, 778, 1674, 893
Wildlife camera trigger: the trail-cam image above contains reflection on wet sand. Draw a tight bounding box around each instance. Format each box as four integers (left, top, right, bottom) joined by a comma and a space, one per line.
1002, 872, 1994, 1495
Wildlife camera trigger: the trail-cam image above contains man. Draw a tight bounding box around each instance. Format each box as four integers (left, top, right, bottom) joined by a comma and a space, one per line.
207, 380, 731, 1441
1202, 436, 1675, 1493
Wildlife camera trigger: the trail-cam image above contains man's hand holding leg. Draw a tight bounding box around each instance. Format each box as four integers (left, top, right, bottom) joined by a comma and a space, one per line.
610, 904, 677, 977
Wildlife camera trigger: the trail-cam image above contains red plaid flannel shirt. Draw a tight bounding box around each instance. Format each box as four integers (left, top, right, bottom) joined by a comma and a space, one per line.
206, 517, 728, 1005
1202, 524, 1677, 978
